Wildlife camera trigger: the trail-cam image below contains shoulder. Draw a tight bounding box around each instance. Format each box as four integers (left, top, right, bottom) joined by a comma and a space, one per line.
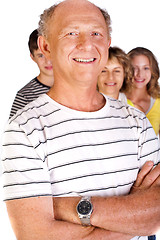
9, 94, 51, 125
107, 95, 148, 126
118, 92, 127, 104
149, 97, 160, 112
6, 94, 58, 143
155, 97, 160, 104
17, 78, 38, 94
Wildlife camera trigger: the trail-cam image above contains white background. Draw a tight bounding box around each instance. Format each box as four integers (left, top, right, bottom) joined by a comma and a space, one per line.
0, 0, 160, 239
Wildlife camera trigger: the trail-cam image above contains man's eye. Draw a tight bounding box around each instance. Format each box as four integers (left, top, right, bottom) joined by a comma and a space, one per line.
93, 32, 100, 36
68, 32, 77, 36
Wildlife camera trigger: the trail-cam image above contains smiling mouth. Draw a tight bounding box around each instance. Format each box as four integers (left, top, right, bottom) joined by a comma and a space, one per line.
105, 83, 116, 86
73, 58, 96, 63
45, 66, 53, 70
135, 79, 145, 83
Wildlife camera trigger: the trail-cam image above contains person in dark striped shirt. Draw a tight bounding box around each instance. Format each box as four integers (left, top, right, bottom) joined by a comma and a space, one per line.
2, 0, 160, 240
9, 29, 54, 119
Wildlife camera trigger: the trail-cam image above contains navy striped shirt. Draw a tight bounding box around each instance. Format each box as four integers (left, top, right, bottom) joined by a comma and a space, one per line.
9, 77, 50, 118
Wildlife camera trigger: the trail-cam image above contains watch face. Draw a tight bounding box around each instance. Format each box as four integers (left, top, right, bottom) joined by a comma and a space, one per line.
77, 200, 92, 215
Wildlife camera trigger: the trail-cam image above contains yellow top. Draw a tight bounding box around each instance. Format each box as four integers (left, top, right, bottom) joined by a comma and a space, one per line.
127, 98, 160, 135
127, 99, 134, 107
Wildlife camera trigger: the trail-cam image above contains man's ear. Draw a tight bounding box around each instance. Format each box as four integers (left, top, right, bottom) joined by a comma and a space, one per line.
108, 38, 111, 48
38, 35, 51, 60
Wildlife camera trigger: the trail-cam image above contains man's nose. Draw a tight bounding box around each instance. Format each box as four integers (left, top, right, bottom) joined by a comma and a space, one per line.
77, 34, 93, 50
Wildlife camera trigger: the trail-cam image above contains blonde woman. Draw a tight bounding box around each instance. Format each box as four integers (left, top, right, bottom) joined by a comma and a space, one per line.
126, 47, 160, 136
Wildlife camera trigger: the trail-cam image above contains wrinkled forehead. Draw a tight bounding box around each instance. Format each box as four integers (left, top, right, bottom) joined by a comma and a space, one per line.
49, 0, 107, 31
54, 0, 103, 15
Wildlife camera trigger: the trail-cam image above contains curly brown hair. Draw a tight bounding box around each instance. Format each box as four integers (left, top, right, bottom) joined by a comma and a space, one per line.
107, 46, 134, 93
128, 47, 160, 98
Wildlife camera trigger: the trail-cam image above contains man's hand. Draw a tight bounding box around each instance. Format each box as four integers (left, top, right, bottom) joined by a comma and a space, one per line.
130, 161, 160, 194
53, 161, 160, 236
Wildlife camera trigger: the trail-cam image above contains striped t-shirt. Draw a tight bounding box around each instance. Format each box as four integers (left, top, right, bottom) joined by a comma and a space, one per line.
2, 94, 159, 240
9, 77, 50, 118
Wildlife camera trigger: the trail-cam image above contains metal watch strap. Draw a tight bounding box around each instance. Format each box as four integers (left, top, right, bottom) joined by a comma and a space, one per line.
80, 215, 91, 225
77, 196, 92, 226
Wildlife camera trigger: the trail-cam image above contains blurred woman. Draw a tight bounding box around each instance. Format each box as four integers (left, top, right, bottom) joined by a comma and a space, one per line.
98, 47, 159, 240
98, 46, 142, 108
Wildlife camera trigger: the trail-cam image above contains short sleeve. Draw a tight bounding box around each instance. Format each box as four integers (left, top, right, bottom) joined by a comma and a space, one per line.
2, 121, 52, 201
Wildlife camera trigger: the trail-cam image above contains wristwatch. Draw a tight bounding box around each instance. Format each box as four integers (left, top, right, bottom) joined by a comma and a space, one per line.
76, 196, 93, 226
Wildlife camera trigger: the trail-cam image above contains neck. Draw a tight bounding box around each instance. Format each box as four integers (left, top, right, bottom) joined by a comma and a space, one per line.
37, 74, 54, 87
48, 81, 105, 112
127, 86, 149, 101
102, 91, 119, 100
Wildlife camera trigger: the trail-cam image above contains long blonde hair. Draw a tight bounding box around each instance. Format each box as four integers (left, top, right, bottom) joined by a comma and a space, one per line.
128, 47, 160, 98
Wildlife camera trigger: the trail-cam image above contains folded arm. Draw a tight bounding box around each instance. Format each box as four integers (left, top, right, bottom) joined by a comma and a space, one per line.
5, 163, 160, 240
6, 196, 133, 240
53, 161, 160, 236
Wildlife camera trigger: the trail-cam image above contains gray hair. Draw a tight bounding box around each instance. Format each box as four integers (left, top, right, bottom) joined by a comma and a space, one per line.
38, 2, 112, 39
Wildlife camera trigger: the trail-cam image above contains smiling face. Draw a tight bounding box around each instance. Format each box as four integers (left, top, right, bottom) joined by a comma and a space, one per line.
40, 0, 111, 87
131, 54, 151, 89
98, 57, 124, 99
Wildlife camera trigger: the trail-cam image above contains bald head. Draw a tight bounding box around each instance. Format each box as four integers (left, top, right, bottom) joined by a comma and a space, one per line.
38, 0, 111, 84
38, 0, 111, 39
56, 0, 101, 13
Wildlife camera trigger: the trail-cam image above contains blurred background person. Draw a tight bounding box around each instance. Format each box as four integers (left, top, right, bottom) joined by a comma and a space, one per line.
126, 47, 160, 137
97, 46, 142, 110
9, 29, 54, 118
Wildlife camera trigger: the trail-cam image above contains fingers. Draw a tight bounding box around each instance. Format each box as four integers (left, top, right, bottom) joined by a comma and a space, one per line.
150, 164, 160, 187
140, 163, 160, 188
133, 161, 154, 188
131, 162, 160, 194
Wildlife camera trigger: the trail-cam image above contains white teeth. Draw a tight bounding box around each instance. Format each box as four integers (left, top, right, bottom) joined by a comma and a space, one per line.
74, 58, 95, 63
106, 83, 115, 86
136, 79, 144, 82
